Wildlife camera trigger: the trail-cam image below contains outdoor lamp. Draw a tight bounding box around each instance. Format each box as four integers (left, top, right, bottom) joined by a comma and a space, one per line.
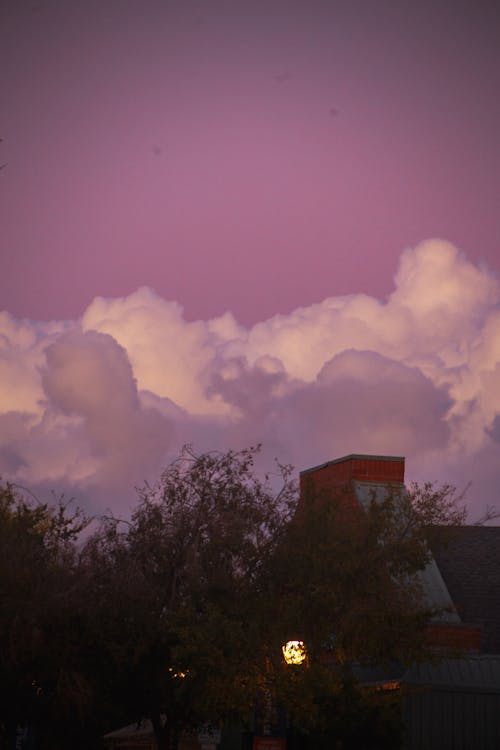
282, 640, 307, 665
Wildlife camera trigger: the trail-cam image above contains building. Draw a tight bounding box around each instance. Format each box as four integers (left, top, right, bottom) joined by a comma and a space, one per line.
105, 453, 500, 750
300, 453, 500, 749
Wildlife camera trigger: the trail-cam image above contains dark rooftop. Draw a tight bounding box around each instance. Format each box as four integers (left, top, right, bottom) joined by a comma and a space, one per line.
429, 526, 500, 654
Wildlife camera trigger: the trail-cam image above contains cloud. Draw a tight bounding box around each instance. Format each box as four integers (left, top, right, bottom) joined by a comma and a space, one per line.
0, 239, 499, 517
0, 330, 174, 512
81, 288, 242, 416
311, 349, 451, 453
486, 414, 500, 444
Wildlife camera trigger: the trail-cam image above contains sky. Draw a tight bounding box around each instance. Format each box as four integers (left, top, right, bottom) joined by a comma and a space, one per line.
1, 0, 499, 518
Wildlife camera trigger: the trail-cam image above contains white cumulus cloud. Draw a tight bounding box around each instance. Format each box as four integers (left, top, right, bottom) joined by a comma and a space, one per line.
0, 239, 499, 517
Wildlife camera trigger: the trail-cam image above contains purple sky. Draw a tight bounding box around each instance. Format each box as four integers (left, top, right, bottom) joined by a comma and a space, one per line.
1, 1, 499, 517
2, 0, 499, 323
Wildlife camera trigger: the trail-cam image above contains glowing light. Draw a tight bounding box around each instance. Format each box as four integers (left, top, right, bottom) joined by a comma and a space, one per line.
282, 640, 307, 665
168, 667, 188, 679
376, 681, 400, 692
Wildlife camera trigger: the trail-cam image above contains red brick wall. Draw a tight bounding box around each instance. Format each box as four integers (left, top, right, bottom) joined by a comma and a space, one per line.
299, 471, 360, 520
425, 623, 482, 653
301, 455, 404, 486
299, 454, 405, 515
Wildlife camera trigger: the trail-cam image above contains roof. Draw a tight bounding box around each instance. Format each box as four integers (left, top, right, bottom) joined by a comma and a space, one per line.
353, 481, 459, 623
404, 655, 500, 692
429, 527, 500, 653
104, 720, 153, 739
353, 655, 500, 693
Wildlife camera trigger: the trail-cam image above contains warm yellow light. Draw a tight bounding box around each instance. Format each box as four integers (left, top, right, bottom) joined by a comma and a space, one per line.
282, 640, 307, 665
376, 681, 400, 692
168, 667, 188, 679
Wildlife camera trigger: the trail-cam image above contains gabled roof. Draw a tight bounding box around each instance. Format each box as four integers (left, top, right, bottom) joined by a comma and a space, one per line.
354, 655, 500, 692
404, 654, 500, 691
104, 720, 153, 739
429, 527, 500, 653
352, 480, 460, 623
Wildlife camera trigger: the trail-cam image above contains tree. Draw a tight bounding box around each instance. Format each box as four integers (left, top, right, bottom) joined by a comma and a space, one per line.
271, 480, 465, 661
0, 481, 89, 750
84, 446, 296, 750
264, 479, 470, 747
82, 449, 472, 750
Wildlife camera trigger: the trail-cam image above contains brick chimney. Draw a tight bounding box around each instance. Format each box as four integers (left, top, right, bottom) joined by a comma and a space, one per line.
299, 454, 482, 653
301, 454, 405, 487
299, 454, 405, 517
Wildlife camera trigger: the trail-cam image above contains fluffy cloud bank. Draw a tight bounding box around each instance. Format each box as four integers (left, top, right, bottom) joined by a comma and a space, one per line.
1, 239, 499, 516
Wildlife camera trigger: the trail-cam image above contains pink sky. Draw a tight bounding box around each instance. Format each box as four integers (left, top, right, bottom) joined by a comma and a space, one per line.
1, 0, 499, 324
1, 1, 499, 516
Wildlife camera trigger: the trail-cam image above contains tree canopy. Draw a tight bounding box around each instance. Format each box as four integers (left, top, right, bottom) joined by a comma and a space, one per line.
270, 479, 467, 668
0, 448, 475, 750
260, 479, 470, 748
82, 446, 296, 750
0, 481, 90, 750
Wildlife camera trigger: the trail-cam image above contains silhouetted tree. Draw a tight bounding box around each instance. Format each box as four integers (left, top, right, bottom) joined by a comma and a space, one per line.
265, 480, 470, 748
85, 448, 472, 750
0, 481, 89, 749
84, 446, 296, 750
3, 448, 472, 750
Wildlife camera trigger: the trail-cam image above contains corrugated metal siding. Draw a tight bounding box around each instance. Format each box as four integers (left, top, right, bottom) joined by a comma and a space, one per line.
404, 687, 500, 750
405, 655, 500, 690
403, 657, 500, 750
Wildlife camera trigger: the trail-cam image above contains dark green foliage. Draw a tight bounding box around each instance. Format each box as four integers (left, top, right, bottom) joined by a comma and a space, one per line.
0, 481, 92, 750
287, 678, 404, 750
0, 452, 470, 750
269, 481, 464, 670
263, 479, 470, 749
83, 446, 296, 750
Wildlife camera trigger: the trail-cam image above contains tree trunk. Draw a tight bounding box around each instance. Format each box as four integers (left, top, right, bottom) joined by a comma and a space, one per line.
151, 715, 179, 750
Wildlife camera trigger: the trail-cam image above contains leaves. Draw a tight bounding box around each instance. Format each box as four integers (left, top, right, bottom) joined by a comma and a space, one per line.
83, 446, 297, 750
268, 480, 470, 667
0, 454, 474, 749
0, 481, 93, 748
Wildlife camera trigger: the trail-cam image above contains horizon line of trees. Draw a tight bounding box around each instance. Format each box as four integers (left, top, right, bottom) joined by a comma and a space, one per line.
0, 445, 486, 750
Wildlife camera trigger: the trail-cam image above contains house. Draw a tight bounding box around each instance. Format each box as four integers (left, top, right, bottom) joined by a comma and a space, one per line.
104, 719, 156, 750
105, 453, 500, 750
429, 526, 500, 654
300, 453, 500, 749
103, 720, 202, 750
